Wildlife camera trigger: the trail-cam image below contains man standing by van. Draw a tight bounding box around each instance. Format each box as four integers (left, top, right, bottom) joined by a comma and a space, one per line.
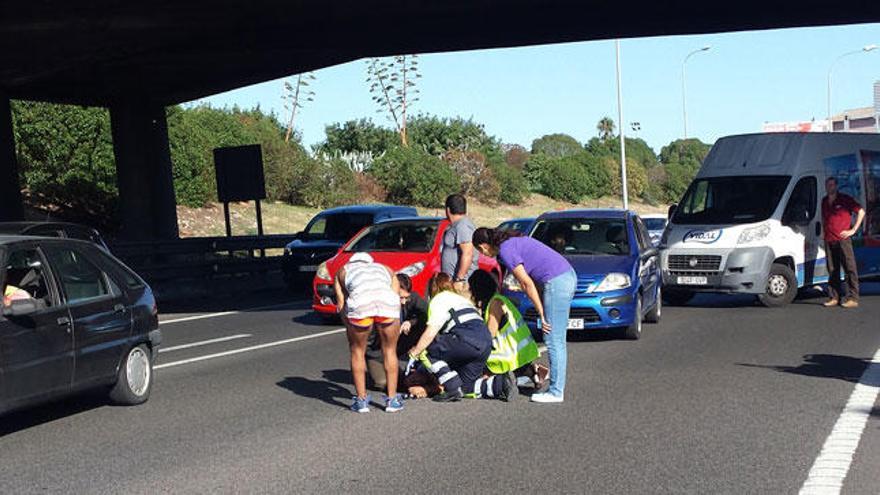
442, 194, 479, 295
821, 177, 866, 308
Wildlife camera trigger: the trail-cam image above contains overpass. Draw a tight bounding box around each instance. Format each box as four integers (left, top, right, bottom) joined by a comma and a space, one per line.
2, 1, 880, 239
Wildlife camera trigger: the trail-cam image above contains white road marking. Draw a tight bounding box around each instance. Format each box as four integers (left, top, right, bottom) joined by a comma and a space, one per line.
154, 328, 347, 370
159, 334, 252, 353
799, 346, 880, 495
159, 302, 297, 325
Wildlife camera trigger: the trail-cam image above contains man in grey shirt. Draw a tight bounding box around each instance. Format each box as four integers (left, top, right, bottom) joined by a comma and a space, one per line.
441, 194, 479, 294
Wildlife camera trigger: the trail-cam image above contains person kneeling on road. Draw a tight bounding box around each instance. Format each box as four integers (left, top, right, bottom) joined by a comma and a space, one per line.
407, 273, 515, 402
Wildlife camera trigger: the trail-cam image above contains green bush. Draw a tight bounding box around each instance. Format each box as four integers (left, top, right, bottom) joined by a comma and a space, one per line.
489, 161, 528, 204
541, 156, 592, 203
369, 146, 459, 207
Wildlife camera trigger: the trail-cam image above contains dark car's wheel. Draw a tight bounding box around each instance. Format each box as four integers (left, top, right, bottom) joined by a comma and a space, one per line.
109, 344, 153, 405
623, 295, 643, 340
644, 287, 661, 323
758, 263, 797, 308
663, 288, 694, 306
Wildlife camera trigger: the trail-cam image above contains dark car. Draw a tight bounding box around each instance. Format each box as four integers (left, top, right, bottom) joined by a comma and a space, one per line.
1, 236, 160, 415
0, 222, 110, 251
282, 205, 417, 289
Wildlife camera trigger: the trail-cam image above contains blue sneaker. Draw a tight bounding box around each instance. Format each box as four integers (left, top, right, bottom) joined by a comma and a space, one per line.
385, 394, 404, 413
351, 395, 371, 413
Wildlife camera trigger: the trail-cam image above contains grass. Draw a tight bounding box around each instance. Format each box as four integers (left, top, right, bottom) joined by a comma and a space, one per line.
176, 194, 669, 238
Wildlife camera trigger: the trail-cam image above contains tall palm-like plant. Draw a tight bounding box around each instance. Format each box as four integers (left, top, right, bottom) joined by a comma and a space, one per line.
366, 55, 421, 146
282, 73, 316, 143
597, 116, 616, 142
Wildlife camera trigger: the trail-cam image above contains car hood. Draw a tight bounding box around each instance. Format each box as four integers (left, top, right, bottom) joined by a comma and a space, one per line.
285, 238, 345, 251
565, 254, 636, 277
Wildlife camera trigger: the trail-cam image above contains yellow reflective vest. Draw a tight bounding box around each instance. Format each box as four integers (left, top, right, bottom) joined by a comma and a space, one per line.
485, 294, 540, 374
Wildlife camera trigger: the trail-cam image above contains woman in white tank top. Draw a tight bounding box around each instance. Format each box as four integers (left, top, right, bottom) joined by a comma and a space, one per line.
334, 253, 403, 413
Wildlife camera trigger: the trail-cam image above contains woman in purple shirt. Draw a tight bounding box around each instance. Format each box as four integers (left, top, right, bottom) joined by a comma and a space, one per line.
472, 228, 576, 403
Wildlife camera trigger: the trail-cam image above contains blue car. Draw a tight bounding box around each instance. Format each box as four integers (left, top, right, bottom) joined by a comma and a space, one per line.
497, 217, 537, 235
503, 209, 662, 340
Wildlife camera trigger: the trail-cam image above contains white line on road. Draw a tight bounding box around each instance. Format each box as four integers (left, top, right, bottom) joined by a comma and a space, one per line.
154, 328, 347, 370
159, 302, 298, 325
799, 346, 880, 495
159, 334, 252, 353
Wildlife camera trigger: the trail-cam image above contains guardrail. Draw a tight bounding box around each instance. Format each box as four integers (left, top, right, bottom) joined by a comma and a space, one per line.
109, 235, 298, 284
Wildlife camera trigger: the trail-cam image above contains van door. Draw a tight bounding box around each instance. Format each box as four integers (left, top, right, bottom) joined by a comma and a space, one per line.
781, 176, 825, 286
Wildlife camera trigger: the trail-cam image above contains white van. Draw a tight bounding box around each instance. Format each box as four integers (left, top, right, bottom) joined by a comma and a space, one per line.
660, 133, 880, 307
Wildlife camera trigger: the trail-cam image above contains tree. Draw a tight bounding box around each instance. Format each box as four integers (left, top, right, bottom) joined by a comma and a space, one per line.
597, 116, 616, 141
369, 146, 458, 207
317, 118, 398, 156
441, 149, 500, 203
407, 115, 498, 156
366, 55, 420, 146
586, 136, 659, 169
530, 133, 582, 158
503, 144, 529, 170
282, 72, 316, 143
659, 138, 711, 167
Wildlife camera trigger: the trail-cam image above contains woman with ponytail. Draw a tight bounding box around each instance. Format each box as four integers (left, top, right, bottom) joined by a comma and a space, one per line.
472, 227, 576, 403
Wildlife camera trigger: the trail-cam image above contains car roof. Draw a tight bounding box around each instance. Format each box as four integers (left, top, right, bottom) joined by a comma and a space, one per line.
315, 204, 418, 216
537, 208, 630, 220
373, 216, 444, 225
0, 235, 95, 246
500, 217, 536, 223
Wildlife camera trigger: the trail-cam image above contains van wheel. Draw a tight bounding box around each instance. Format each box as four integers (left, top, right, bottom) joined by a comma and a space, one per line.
109, 344, 153, 405
758, 263, 797, 308
645, 287, 661, 323
663, 288, 694, 306
623, 295, 643, 340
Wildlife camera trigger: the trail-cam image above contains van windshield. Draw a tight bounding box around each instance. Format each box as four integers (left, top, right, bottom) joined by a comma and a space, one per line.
673, 175, 791, 225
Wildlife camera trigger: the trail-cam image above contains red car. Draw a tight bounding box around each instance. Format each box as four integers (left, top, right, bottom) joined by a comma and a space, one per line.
312, 217, 501, 315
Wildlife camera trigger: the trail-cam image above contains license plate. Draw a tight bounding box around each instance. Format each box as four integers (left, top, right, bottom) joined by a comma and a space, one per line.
677, 276, 707, 285
299, 265, 318, 272
568, 318, 584, 330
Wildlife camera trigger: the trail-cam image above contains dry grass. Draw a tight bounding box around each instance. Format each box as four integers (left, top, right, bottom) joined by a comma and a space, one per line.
177, 194, 669, 238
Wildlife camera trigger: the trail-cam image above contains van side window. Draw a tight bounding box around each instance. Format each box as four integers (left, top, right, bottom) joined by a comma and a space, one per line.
782, 177, 817, 226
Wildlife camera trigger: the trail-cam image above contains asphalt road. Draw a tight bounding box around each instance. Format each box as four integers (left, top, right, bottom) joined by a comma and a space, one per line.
1, 286, 879, 494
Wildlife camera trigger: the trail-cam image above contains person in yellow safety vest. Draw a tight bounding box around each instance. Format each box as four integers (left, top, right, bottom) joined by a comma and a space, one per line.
3, 284, 31, 307
469, 270, 548, 391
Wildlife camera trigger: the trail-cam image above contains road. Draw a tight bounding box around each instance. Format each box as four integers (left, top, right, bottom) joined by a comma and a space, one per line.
1, 286, 879, 494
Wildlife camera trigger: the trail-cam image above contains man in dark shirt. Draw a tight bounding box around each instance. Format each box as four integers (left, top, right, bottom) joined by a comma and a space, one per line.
366, 274, 428, 389
821, 177, 866, 308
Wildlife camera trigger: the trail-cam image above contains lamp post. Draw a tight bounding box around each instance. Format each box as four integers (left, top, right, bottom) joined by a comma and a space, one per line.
827, 44, 877, 132
681, 46, 711, 139
615, 40, 628, 210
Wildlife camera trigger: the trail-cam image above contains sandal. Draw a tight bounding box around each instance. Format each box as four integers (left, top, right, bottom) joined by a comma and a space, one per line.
532, 363, 549, 388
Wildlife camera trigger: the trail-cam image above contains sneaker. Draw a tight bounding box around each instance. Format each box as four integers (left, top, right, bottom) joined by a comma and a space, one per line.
841, 299, 859, 309
823, 298, 839, 307
385, 394, 404, 413
350, 395, 371, 413
499, 372, 518, 402
432, 389, 463, 402
530, 392, 564, 403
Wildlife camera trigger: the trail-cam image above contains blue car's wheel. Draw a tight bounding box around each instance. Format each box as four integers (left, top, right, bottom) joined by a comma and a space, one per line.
623, 295, 642, 340
645, 287, 661, 323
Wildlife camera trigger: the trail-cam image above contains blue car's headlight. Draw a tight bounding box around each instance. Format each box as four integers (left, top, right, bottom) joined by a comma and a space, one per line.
591, 272, 632, 293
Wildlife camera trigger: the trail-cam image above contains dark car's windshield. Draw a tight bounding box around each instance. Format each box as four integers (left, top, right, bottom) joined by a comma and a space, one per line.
532, 218, 630, 256
643, 218, 667, 231
673, 176, 791, 225
303, 213, 374, 241
498, 220, 533, 234
345, 222, 439, 253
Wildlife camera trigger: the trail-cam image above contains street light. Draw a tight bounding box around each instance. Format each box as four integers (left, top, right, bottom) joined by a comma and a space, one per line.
682, 46, 711, 139
827, 44, 878, 132
615, 40, 628, 210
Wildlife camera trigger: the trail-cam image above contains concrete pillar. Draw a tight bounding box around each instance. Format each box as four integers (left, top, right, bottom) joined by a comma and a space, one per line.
0, 93, 24, 221
110, 102, 179, 241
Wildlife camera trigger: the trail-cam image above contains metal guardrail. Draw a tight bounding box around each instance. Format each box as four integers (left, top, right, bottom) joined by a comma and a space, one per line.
109, 235, 298, 283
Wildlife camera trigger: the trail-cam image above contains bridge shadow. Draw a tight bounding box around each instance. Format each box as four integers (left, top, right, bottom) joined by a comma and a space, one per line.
738, 354, 879, 387
0, 392, 110, 437
159, 288, 310, 314
276, 369, 353, 410
291, 312, 340, 327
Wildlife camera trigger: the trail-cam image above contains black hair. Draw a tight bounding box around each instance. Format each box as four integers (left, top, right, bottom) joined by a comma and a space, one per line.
468, 270, 499, 311
472, 227, 522, 249
825, 176, 838, 185
445, 194, 467, 215
396, 273, 413, 292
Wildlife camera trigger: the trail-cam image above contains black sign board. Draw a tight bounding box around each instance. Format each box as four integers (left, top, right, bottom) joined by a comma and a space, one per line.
213, 144, 266, 202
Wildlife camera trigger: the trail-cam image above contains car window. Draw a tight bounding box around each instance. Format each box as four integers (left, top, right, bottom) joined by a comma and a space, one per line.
532, 218, 630, 256
304, 214, 374, 241
634, 217, 651, 251
782, 176, 817, 225
46, 247, 112, 304
24, 225, 64, 238
643, 218, 667, 231
90, 247, 145, 290
2, 248, 55, 309
346, 222, 439, 253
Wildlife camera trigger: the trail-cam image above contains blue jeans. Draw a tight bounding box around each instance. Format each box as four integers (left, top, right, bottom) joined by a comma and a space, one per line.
542, 269, 576, 397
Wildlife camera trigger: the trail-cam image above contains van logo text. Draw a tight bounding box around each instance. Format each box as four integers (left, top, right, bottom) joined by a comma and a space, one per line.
682, 230, 722, 244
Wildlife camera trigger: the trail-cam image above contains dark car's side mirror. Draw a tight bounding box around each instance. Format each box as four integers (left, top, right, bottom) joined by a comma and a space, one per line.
667, 204, 677, 220
641, 248, 659, 261
2, 298, 40, 317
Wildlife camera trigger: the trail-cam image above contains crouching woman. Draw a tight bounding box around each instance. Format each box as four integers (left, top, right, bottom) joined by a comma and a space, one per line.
407, 273, 515, 402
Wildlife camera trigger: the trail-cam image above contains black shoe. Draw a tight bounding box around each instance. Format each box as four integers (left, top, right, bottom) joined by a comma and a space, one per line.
500, 372, 518, 402
432, 389, 463, 402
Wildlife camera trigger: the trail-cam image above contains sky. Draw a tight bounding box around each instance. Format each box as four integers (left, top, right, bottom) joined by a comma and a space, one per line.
201, 23, 880, 154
